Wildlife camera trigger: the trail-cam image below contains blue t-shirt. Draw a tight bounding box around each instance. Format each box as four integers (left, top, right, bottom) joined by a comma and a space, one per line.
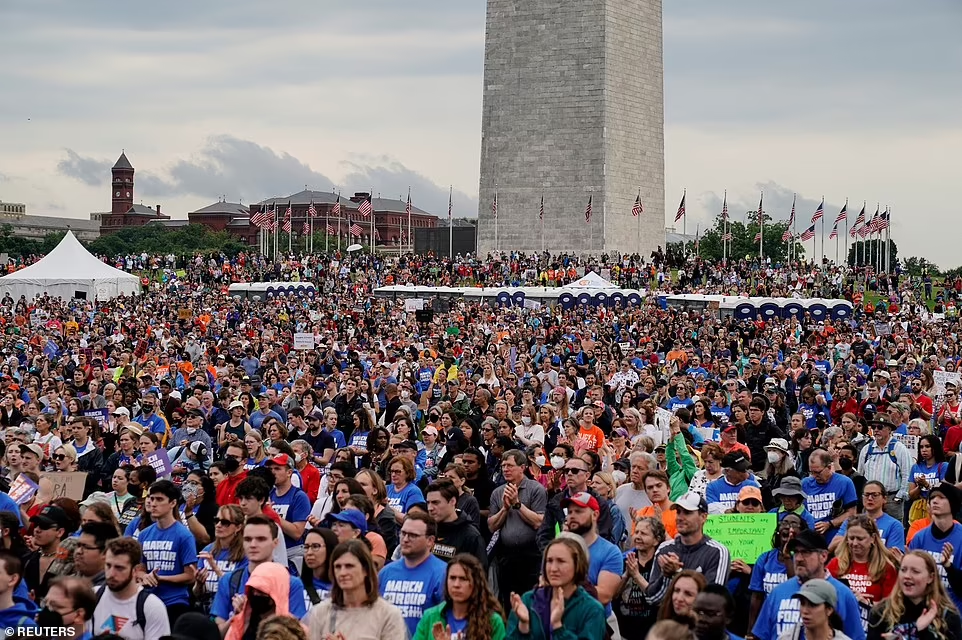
387, 482, 424, 514
705, 476, 761, 513
768, 507, 816, 531
445, 608, 469, 639
210, 566, 310, 621
250, 410, 284, 430
909, 523, 962, 612
587, 536, 624, 617
349, 430, 370, 451
330, 429, 346, 449
311, 576, 332, 602
0, 492, 23, 526
270, 485, 311, 549
197, 544, 248, 595
667, 397, 694, 412
136, 413, 168, 436
752, 576, 866, 640
138, 520, 198, 606
801, 473, 858, 542
910, 461, 948, 498
837, 513, 905, 551
749, 549, 788, 594
379, 554, 447, 637
798, 402, 830, 430
710, 405, 732, 422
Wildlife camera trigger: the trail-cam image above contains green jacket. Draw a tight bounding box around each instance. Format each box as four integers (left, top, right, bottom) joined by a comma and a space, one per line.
666, 432, 698, 500
505, 586, 606, 640
413, 602, 506, 640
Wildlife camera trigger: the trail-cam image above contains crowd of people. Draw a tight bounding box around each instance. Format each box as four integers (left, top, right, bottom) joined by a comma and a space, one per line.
0, 246, 960, 640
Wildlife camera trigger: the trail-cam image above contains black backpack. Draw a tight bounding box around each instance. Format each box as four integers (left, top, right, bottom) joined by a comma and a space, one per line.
95, 585, 150, 631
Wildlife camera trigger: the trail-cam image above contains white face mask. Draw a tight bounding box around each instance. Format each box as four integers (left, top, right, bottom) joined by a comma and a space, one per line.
295, 453, 305, 463
186, 427, 197, 435
535, 455, 546, 467
551, 455, 566, 470
767, 451, 782, 464
522, 417, 531, 426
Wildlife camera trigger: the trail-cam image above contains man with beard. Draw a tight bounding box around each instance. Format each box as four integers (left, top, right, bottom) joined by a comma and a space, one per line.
91, 537, 170, 640
563, 492, 623, 625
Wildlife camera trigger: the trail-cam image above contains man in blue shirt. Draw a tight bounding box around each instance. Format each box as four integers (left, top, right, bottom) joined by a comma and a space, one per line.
135, 397, 169, 444
266, 454, 311, 567
379, 511, 447, 637
563, 492, 623, 618
137, 480, 197, 627
706, 453, 760, 515
752, 530, 865, 640
801, 449, 857, 542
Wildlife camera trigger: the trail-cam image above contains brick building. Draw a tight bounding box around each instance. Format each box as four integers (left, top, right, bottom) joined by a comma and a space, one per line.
95, 152, 170, 234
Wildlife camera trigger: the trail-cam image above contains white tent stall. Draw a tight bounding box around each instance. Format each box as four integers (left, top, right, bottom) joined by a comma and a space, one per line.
0, 231, 141, 301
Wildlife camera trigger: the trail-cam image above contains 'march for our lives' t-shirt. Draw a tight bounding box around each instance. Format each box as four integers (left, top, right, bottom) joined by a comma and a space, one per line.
749, 549, 788, 595
386, 482, 424, 514
270, 485, 312, 550
705, 476, 761, 514
801, 473, 858, 541
379, 554, 447, 638
138, 520, 198, 606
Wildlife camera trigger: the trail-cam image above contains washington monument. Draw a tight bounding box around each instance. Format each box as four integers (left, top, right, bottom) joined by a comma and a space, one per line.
477, 0, 665, 256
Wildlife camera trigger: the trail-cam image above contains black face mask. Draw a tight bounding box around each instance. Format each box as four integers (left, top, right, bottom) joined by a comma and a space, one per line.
224, 457, 241, 473
838, 457, 854, 471
37, 607, 64, 628
248, 593, 274, 615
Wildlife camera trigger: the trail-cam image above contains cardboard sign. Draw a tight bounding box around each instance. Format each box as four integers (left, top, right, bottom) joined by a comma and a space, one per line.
43, 472, 88, 502
145, 449, 172, 478
894, 433, 919, 461
703, 513, 777, 563
178, 308, 193, 321
292, 333, 315, 351
8, 474, 39, 505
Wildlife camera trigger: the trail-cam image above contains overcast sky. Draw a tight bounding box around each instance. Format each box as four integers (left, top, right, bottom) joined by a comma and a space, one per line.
1, 1, 959, 264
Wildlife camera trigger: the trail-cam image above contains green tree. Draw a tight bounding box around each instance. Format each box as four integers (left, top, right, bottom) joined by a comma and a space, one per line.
902, 256, 939, 277
87, 224, 248, 257
695, 213, 803, 263
847, 239, 898, 269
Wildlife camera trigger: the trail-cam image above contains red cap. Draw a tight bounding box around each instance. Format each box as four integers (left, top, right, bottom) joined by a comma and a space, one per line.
561, 492, 600, 514
267, 454, 293, 469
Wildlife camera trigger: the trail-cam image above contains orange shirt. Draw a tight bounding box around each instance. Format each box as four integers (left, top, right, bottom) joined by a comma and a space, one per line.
638, 504, 678, 538
577, 425, 606, 452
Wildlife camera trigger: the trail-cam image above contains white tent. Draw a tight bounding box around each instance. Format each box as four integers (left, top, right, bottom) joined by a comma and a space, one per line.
562, 271, 618, 290
0, 231, 141, 301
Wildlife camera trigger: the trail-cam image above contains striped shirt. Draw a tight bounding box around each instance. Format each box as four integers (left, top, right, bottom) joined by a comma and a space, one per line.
857, 437, 913, 500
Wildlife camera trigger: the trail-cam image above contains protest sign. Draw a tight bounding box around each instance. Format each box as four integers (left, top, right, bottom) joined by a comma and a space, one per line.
404, 299, 425, 312
292, 333, 315, 350
178, 308, 193, 321
703, 513, 777, 563
933, 370, 961, 413
874, 322, 892, 336
145, 449, 172, 478
84, 408, 109, 429
893, 433, 919, 461
8, 474, 38, 505
43, 472, 88, 501
523, 299, 542, 311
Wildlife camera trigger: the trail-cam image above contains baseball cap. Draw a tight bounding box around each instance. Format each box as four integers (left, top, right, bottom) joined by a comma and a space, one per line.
737, 486, 763, 504
422, 426, 439, 436
30, 504, 69, 530
394, 440, 419, 451
721, 452, 751, 472
792, 579, 837, 608
187, 409, 205, 419
19, 443, 43, 459
266, 454, 294, 469
786, 529, 828, 553
672, 491, 708, 513
330, 509, 368, 534
561, 492, 600, 514
189, 441, 208, 457
112, 407, 130, 417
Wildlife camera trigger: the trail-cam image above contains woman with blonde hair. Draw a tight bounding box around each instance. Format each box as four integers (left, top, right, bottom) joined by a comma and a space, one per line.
827, 514, 897, 620
867, 550, 961, 640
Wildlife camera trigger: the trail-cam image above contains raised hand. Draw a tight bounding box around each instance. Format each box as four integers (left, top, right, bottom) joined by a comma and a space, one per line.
510, 592, 530, 626
432, 621, 452, 640
549, 587, 565, 630
917, 598, 939, 631
942, 542, 955, 568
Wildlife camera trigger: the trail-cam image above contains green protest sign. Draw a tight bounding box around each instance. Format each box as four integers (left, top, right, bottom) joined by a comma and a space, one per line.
703, 513, 776, 563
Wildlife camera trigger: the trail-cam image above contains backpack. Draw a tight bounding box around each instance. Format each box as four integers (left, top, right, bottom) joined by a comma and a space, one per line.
227, 566, 247, 600
96, 585, 150, 631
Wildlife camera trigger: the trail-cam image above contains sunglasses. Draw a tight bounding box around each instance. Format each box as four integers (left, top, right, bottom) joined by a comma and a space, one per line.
740, 499, 762, 507
214, 518, 239, 527
52, 454, 67, 461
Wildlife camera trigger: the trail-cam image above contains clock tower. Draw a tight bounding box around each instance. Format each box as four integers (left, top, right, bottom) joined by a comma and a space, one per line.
111, 151, 134, 215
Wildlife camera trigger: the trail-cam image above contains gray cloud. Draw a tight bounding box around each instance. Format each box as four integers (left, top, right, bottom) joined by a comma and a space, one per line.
55, 136, 473, 217
57, 149, 111, 186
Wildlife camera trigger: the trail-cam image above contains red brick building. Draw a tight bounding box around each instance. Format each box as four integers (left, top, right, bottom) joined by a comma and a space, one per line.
97, 152, 169, 234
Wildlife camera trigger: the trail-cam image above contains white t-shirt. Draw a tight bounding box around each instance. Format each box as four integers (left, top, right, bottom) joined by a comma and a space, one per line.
91, 587, 170, 640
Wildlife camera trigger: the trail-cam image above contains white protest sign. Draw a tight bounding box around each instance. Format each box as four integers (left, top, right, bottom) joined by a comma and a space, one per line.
405, 299, 425, 312
292, 333, 316, 350
893, 433, 919, 462
933, 370, 961, 412
523, 299, 542, 310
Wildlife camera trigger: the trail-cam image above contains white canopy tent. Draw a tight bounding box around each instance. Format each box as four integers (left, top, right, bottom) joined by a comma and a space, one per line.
561, 271, 618, 290
0, 231, 141, 301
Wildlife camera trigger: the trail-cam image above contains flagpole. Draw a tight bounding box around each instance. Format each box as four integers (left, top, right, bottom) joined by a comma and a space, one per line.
541, 191, 546, 254
406, 187, 412, 255
886, 207, 891, 274
759, 191, 764, 261
448, 186, 453, 260
843, 199, 848, 267
494, 184, 499, 252
683, 189, 687, 237
721, 190, 727, 264
369, 188, 375, 255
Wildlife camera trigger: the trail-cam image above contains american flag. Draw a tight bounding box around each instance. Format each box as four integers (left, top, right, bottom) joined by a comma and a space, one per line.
349, 223, 362, 237
539, 195, 545, 221
302, 220, 309, 235
721, 232, 733, 241
877, 208, 890, 231
835, 201, 847, 225
332, 198, 341, 218
782, 194, 796, 242
282, 202, 292, 232
869, 205, 881, 232
851, 203, 865, 238
448, 187, 453, 220
721, 192, 728, 220
374, 228, 381, 241
326, 222, 334, 234
585, 195, 593, 223
492, 191, 498, 219
358, 196, 372, 218
405, 190, 412, 217
811, 198, 824, 224
757, 192, 764, 225
282, 217, 292, 233
632, 193, 643, 217
674, 192, 686, 223
860, 212, 876, 237
308, 200, 317, 218
800, 223, 816, 241
251, 204, 270, 227
829, 224, 838, 240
